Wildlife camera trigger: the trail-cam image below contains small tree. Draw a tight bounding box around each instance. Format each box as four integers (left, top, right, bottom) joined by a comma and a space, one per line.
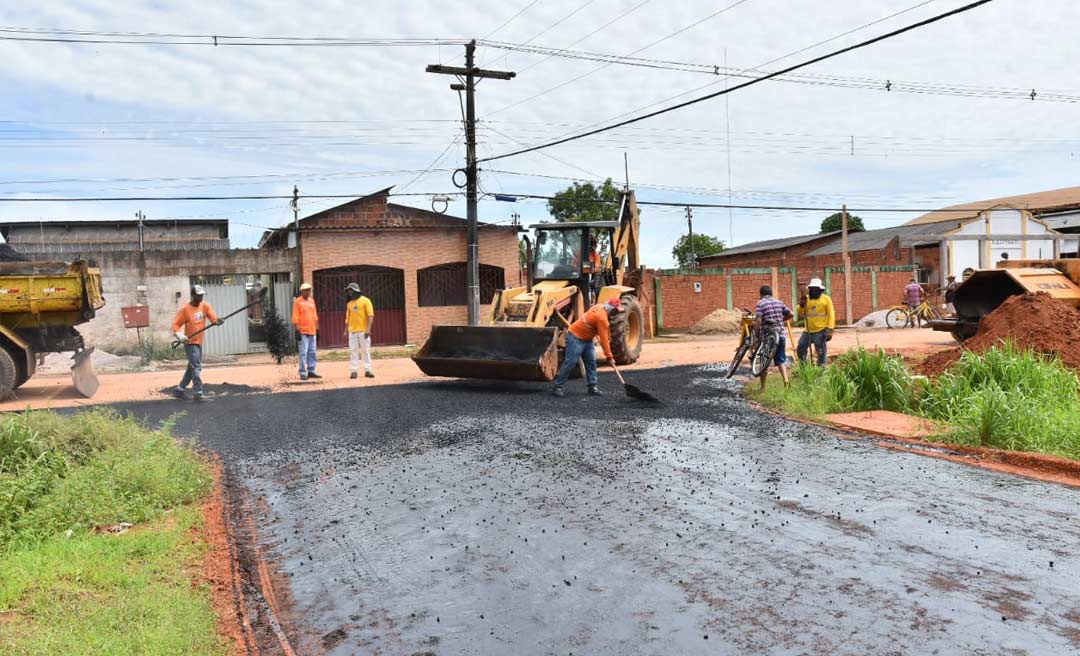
546, 178, 622, 223
672, 234, 725, 268
820, 212, 865, 233
263, 304, 295, 364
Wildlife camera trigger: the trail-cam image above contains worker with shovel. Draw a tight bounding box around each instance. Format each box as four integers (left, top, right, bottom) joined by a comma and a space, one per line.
172, 285, 222, 401
796, 278, 835, 365
552, 298, 621, 398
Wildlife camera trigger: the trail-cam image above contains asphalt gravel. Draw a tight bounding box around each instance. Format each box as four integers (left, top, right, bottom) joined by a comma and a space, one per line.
111, 364, 1080, 655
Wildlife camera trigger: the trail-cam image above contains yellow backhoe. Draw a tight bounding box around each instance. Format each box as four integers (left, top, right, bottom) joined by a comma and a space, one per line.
0, 260, 105, 398
413, 189, 646, 381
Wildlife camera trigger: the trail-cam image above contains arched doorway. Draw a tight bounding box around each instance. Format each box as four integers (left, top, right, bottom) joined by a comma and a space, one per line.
313, 265, 406, 347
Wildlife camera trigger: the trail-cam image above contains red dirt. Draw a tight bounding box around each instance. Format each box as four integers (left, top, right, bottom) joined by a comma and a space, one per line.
920, 292, 1080, 377
197, 456, 256, 656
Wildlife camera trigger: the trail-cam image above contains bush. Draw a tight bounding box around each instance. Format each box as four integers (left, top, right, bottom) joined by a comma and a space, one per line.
826, 347, 913, 413
918, 343, 1080, 457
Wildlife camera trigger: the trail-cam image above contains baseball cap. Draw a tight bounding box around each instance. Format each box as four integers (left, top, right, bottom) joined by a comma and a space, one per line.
191, 284, 206, 296
344, 282, 361, 293
604, 297, 623, 312
300, 282, 313, 291
808, 278, 823, 289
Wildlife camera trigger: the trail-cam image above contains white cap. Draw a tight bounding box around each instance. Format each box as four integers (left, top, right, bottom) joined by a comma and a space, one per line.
808, 278, 823, 289
300, 282, 313, 291
191, 284, 206, 296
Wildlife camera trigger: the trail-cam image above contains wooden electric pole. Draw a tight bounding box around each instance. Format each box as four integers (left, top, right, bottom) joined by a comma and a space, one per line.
842, 204, 853, 325
427, 41, 515, 325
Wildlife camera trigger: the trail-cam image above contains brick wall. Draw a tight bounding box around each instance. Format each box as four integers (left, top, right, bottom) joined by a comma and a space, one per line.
301, 227, 520, 345
653, 264, 916, 329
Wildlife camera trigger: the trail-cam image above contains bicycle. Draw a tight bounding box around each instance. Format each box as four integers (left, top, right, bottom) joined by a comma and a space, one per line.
725, 309, 758, 379
885, 300, 940, 329
750, 322, 783, 377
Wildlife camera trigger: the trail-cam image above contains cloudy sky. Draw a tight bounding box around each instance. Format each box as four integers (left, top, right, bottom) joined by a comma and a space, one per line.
1, 0, 1078, 265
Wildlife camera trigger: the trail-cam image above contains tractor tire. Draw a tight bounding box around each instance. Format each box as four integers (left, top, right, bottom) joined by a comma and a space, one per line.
610, 295, 644, 365
0, 347, 17, 400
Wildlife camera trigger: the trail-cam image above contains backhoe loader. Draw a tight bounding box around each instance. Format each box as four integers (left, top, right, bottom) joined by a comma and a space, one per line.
413, 189, 646, 381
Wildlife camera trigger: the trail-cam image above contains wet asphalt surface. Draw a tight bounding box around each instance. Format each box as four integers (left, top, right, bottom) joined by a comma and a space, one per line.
111, 365, 1080, 655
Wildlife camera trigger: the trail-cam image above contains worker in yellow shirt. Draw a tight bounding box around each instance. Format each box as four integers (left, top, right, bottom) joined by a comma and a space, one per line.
796, 278, 835, 365
343, 282, 376, 379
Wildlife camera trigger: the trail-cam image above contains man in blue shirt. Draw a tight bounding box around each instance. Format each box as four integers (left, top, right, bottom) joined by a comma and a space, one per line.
755, 285, 793, 390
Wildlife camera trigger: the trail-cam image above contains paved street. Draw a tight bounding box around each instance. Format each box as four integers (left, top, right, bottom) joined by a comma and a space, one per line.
114, 365, 1080, 655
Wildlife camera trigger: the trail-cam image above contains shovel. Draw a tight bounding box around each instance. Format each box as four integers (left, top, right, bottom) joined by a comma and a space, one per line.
172, 287, 268, 348
609, 362, 662, 405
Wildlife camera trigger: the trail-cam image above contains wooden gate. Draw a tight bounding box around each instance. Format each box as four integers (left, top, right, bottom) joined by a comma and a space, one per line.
313, 265, 407, 347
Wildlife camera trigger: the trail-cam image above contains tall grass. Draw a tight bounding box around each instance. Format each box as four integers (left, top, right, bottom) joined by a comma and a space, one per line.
0, 410, 211, 549
919, 343, 1080, 457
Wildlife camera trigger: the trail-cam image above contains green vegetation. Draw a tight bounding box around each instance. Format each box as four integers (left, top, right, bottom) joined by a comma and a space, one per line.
820, 212, 865, 233
0, 410, 226, 655
671, 233, 726, 268
750, 344, 1080, 459
546, 178, 621, 223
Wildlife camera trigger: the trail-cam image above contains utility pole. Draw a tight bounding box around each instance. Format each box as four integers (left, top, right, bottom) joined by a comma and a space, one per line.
427, 41, 515, 325
292, 185, 302, 290
685, 206, 696, 268
135, 210, 145, 252
842, 204, 853, 325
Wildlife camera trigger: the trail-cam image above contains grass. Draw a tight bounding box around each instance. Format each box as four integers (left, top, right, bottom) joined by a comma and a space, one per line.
0, 410, 226, 655
749, 343, 1080, 460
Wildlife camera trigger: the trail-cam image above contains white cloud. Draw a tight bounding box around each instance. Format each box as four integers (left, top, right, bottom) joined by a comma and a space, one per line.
0, 0, 1077, 265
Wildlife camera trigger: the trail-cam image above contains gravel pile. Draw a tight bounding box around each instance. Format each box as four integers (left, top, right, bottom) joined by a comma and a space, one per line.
688, 309, 745, 335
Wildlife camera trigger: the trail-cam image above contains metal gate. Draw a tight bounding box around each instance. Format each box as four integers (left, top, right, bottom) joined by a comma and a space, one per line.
200, 283, 249, 356
272, 281, 296, 348
313, 265, 407, 347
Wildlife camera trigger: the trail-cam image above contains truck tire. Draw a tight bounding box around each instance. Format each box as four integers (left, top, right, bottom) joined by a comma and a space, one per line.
0, 348, 17, 400
610, 295, 644, 365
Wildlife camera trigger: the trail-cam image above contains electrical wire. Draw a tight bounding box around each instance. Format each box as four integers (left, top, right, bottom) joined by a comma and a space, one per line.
0, 192, 458, 202
486, 0, 753, 116
513, 0, 652, 75
480, 0, 998, 162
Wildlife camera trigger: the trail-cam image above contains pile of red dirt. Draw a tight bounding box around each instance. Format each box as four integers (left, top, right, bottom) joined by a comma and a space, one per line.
919, 292, 1080, 377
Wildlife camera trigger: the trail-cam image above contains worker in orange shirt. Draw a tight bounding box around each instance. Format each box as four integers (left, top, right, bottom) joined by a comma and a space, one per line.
171, 284, 222, 401
292, 282, 320, 380
552, 297, 622, 398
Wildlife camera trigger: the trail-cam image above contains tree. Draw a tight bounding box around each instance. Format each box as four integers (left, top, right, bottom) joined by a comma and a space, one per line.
672, 234, 726, 268
263, 304, 295, 364
820, 212, 865, 233
546, 178, 621, 223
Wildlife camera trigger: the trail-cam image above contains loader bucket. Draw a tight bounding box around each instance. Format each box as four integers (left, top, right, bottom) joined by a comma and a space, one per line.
71, 348, 99, 398
412, 325, 560, 382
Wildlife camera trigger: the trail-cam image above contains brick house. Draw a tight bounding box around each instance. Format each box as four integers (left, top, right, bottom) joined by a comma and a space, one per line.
259, 189, 521, 346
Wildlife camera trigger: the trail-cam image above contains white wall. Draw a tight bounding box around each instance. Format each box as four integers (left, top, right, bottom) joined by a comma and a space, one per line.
945, 211, 1064, 277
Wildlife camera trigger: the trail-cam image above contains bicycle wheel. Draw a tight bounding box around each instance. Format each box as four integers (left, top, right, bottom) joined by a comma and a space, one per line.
751, 332, 779, 377
885, 308, 911, 329
726, 334, 752, 379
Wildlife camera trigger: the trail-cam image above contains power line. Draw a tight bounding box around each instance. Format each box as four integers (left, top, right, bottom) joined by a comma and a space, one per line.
0, 27, 466, 47
485, 0, 754, 116
480, 0, 998, 162
514, 0, 652, 75
0, 192, 457, 202
481, 0, 546, 40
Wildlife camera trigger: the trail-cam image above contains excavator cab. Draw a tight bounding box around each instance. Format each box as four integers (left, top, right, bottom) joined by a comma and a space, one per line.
413, 190, 646, 382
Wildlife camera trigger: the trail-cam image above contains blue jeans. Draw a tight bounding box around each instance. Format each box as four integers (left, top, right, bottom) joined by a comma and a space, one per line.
179, 344, 203, 394
773, 333, 788, 366
299, 333, 317, 376
797, 330, 827, 365
554, 333, 598, 387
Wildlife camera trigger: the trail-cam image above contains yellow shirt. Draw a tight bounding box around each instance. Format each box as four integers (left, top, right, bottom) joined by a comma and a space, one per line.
800, 294, 835, 333
345, 296, 375, 333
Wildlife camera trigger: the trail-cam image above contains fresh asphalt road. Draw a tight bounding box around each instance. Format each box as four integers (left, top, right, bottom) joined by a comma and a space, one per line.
112, 365, 1080, 655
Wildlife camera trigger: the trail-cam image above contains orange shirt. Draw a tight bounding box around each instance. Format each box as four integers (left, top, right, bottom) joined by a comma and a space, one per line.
569, 304, 613, 360
171, 301, 218, 346
292, 295, 319, 335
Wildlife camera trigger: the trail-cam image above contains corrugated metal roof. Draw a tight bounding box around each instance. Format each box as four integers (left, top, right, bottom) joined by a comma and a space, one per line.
806, 222, 961, 256
904, 186, 1080, 226
699, 230, 841, 260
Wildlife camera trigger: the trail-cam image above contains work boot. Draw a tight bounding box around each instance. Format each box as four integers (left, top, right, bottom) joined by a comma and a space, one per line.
552, 386, 565, 398
350, 372, 358, 379
194, 392, 207, 402
365, 371, 375, 379
172, 386, 186, 399
300, 373, 308, 381
308, 372, 322, 379
587, 385, 604, 396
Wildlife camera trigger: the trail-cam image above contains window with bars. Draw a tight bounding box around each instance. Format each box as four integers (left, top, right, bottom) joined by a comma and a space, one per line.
417, 262, 505, 307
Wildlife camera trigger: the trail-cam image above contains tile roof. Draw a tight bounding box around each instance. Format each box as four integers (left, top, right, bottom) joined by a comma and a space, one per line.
904, 186, 1080, 226
699, 230, 841, 260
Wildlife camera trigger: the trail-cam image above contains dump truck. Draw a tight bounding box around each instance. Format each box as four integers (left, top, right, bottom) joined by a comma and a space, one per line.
413, 189, 645, 381
0, 260, 105, 398
930, 259, 1080, 342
